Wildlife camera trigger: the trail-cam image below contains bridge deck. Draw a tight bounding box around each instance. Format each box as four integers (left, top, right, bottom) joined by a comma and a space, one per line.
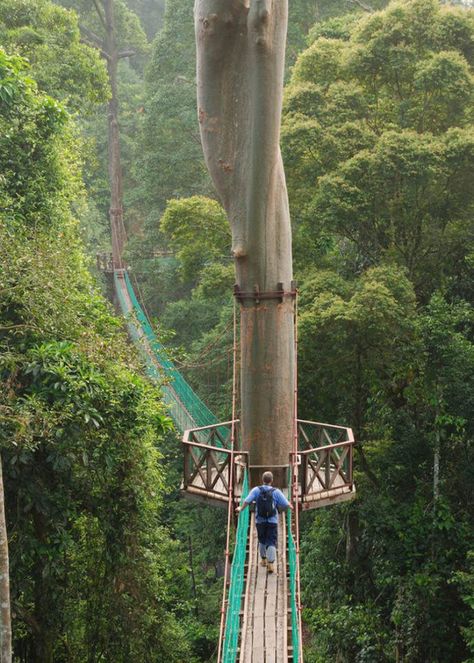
240, 513, 288, 663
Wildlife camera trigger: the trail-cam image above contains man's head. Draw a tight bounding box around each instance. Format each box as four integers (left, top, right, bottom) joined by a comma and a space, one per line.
262, 471, 273, 485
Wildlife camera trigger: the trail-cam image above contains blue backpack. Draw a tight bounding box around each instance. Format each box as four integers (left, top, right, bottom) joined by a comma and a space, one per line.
256, 487, 276, 519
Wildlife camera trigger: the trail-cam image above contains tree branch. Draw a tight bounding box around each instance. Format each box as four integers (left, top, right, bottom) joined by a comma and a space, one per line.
347, 0, 374, 12
118, 49, 136, 59
92, 0, 107, 29
80, 37, 111, 61
355, 444, 380, 489
80, 25, 105, 49
0, 323, 41, 332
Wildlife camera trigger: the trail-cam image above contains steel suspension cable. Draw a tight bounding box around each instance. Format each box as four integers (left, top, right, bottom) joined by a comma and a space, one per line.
217, 295, 239, 663
291, 289, 304, 661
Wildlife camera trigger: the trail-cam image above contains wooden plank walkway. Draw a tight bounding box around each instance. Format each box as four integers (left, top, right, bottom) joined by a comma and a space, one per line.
239, 513, 288, 663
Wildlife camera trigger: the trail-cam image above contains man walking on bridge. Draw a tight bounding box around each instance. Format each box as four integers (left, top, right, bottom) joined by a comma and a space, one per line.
236, 471, 293, 573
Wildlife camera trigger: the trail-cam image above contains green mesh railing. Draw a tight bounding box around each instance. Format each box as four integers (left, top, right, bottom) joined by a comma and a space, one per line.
222, 470, 250, 663
287, 507, 300, 663
113, 270, 218, 433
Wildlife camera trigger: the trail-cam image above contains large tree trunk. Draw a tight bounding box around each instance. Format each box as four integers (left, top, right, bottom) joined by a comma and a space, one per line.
0, 457, 12, 663
104, 0, 126, 269
195, 0, 294, 483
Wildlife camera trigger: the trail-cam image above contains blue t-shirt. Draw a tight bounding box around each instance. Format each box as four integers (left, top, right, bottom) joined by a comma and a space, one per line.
244, 485, 290, 524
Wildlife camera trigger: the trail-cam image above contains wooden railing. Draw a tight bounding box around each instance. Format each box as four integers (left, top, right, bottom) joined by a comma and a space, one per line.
294, 419, 355, 508
182, 421, 248, 505
182, 418, 355, 508
185, 419, 237, 448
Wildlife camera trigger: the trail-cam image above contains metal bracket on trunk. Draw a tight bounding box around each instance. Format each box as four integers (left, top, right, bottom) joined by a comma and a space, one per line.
233, 282, 297, 304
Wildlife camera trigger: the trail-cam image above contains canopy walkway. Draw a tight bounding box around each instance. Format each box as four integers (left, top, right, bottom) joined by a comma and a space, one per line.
111, 265, 356, 663
184, 419, 355, 662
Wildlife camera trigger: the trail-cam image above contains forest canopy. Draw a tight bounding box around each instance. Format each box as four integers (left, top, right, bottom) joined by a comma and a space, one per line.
0, 0, 473, 662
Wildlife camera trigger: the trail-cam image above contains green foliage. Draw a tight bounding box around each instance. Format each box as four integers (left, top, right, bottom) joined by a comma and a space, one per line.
312, 128, 474, 297
130, 0, 212, 236
0, 0, 109, 111
2, 342, 190, 662
298, 265, 418, 424
282, 0, 474, 300
126, 0, 165, 40
160, 196, 231, 283
288, 0, 390, 67
454, 551, 474, 660
58, 0, 149, 58
304, 602, 388, 663
286, 3, 474, 661
0, 47, 196, 661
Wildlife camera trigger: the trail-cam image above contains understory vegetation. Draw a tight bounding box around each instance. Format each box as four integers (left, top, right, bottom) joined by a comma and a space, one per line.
1, 0, 473, 662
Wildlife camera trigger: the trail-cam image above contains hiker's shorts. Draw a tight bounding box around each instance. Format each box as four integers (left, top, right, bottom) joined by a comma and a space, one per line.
256, 522, 278, 548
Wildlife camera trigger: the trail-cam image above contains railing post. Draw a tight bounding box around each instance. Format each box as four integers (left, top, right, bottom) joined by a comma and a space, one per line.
206, 449, 212, 491
301, 453, 308, 499
183, 443, 189, 489
325, 449, 331, 489
349, 444, 353, 487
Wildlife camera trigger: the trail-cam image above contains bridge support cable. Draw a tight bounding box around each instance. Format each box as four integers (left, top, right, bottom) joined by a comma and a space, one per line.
289, 290, 303, 663
219, 298, 241, 662
287, 507, 302, 663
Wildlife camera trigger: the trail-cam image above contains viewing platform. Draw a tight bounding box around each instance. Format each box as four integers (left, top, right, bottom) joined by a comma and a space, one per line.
182, 419, 356, 509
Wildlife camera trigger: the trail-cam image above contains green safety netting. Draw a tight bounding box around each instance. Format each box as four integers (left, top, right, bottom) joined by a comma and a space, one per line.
113, 270, 218, 433
222, 470, 250, 663
287, 508, 300, 663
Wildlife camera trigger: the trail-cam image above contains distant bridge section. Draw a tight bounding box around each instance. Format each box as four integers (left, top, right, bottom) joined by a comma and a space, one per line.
113, 268, 219, 433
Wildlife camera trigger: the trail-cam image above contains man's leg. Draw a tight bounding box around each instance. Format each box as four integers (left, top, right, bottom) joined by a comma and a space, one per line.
265, 524, 278, 563
256, 523, 268, 565
265, 524, 278, 573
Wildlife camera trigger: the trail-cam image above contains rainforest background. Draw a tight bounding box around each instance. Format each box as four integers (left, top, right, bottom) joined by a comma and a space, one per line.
0, 0, 473, 661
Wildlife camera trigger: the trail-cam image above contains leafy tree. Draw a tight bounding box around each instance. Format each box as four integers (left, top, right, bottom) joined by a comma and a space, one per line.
160, 196, 231, 283
125, 0, 165, 40
133, 0, 212, 227
0, 50, 194, 662
455, 551, 474, 661
313, 129, 474, 298
282, 0, 474, 299
0, 0, 108, 111
284, 3, 474, 661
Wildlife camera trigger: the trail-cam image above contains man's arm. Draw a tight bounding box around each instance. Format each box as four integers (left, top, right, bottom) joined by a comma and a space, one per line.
236, 487, 257, 514
275, 488, 294, 511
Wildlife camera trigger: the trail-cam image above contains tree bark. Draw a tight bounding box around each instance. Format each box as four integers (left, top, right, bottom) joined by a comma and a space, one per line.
195, 0, 294, 482
104, 0, 126, 268
0, 457, 12, 663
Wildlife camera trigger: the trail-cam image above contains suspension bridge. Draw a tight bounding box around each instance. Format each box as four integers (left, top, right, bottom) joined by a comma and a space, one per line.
102, 258, 356, 663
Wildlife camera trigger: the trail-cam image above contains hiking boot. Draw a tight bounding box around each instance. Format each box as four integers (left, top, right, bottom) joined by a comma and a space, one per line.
260, 557, 267, 567
267, 561, 275, 574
